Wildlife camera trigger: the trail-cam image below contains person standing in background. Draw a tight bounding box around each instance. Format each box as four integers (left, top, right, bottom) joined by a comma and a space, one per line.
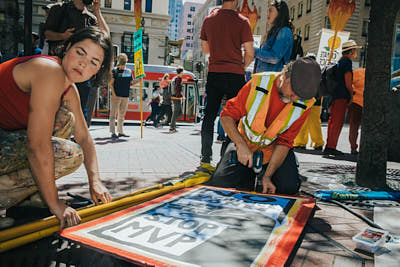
158, 73, 172, 126
169, 67, 184, 133
348, 68, 365, 155
109, 53, 134, 139
324, 40, 361, 156
44, 0, 110, 127
253, 0, 293, 73
200, 0, 254, 164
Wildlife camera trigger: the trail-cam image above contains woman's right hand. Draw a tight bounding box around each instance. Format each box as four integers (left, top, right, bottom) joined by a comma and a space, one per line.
50, 201, 81, 229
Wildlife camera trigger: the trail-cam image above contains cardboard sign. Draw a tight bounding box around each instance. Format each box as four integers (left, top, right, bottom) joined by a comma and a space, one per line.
60, 186, 315, 266
316, 28, 350, 68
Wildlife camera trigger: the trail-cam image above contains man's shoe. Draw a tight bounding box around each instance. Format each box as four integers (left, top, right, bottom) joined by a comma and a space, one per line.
294, 145, 306, 150
200, 155, 211, 164
314, 146, 323, 151
323, 147, 344, 156
0, 217, 14, 229
169, 128, 177, 133
118, 133, 130, 137
216, 135, 226, 141
351, 149, 358, 155
111, 133, 118, 140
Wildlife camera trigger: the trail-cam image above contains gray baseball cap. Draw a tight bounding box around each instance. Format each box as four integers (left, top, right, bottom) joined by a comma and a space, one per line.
290, 56, 321, 100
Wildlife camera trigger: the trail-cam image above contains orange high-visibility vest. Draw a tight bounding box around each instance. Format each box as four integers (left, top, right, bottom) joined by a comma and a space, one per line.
352, 68, 365, 107
238, 72, 315, 164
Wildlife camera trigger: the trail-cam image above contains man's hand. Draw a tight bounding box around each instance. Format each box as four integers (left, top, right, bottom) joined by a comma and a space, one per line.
89, 180, 112, 205
63, 28, 75, 40
236, 143, 253, 167
262, 176, 276, 194
50, 201, 81, 229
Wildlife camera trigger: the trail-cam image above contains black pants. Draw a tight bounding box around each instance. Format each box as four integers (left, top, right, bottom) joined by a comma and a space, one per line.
207, 142, 301, 195
201, 72, 246, 159
157, 104, 172, 124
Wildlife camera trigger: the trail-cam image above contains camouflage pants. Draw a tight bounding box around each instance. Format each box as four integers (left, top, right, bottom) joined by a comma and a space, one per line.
0, 106, 84, 209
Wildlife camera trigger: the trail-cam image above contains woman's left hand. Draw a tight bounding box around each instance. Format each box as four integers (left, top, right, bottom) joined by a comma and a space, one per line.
89, 180, 112, 205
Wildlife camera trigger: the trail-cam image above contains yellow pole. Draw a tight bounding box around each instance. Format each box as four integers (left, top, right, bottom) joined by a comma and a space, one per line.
140, 77, 143, 138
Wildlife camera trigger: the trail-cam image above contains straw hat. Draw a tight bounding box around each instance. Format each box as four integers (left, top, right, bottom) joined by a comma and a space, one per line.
342, 40, 362, 52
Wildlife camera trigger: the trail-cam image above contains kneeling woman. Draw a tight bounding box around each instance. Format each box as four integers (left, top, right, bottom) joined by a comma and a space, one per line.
0, 27, 113, 228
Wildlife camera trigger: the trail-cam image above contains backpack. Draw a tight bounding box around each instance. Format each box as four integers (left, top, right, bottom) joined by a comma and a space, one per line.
319, 63, 339, 97
168, 76, 178, 96
290, 34, 304, 61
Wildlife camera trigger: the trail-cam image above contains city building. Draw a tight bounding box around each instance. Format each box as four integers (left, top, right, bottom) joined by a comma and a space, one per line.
168, 0, 183, 41
179, 0, 205, 60
1, 0, 171, 65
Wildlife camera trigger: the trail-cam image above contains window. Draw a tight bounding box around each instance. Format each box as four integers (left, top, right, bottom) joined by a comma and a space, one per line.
296, 28, 302, 36
124, 0, 131, 10
105, 0, 112, 8
188, 21, 192, 25
326, 0, 330, 5
186, 43, 190, 47
325, 16, 331, 29
306, 0, 312, 13
304, 24, 310, 41
145, 0, 152, 13
188, 14, 192, 18
297, 2, 303, 18
190, 6, 196, 12
362, 20, 368, 37
365, 0, 371, 7
290, 6, 295, 21
186, 36, 191, 40
187, 29, 191, 33
121, 33, 134, 63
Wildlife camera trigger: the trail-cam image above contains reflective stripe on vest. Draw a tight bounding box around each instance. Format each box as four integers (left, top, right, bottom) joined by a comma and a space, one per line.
240, 73, 315, 147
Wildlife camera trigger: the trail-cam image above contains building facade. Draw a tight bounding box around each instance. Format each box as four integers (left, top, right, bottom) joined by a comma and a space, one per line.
168, 0, 183, 41
1, 0, 170, 65
179, 0, 205, 60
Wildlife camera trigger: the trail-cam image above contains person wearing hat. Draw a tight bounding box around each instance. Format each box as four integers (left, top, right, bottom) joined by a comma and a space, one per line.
324, 40, 361, 156
206, 56, 320, 195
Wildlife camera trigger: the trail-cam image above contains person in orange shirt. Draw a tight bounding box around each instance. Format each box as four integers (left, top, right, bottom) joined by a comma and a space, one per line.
348, 68, 365, 155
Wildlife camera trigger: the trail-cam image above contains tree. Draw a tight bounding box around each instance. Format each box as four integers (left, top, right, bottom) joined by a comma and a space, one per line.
356, 1, 400, 188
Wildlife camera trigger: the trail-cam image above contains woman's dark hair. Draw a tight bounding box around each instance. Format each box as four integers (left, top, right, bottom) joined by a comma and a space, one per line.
267, 0, 293, 40
60, 26, 113, 88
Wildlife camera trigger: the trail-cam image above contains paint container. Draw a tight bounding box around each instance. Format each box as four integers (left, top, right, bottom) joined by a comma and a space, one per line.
352, 227, 389, 253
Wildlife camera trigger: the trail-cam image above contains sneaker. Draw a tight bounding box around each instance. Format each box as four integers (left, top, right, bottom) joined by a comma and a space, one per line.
314, 146, 323, 151
169, 128, 177, 133
111, 133, 118, 140
216, 135, 226, 141
323, 147, 344, 156
118, 133, 130, 137
351, 149, 358, 155
200, 155, 211, 164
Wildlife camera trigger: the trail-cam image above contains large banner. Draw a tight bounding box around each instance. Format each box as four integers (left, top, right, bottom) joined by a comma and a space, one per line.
316, 28, 350, 68
60, 186, 315, 266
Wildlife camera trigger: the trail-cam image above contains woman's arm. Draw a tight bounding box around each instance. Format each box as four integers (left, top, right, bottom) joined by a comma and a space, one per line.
22, 58, 81, 228
63, 86, 112, 205
254, 28, 293, 65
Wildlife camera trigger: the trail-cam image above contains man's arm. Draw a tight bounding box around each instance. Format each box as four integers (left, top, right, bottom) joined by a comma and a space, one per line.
220, 116, 253, 168
92, 0, 110, 35
344, 71, 353, 102
243, 41, 254, 70
201, 40, 210, 55
261, 144, 291, 193
44, 29, 75, 41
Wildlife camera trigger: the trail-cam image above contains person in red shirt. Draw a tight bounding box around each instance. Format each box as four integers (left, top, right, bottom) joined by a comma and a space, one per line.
0, 27, 112, 229
206, 57, 321, 195
200, 0, 254, 164
169, 67, 184, 133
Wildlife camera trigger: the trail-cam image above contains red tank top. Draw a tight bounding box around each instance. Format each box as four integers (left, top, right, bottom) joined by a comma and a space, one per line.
0, 55, 61, 130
